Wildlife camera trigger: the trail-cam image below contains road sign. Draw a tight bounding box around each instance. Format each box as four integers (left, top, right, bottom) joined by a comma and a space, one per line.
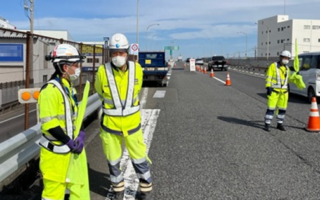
164, 46, 179, 51
129, 43, 139, 55
18, 88, 41, 104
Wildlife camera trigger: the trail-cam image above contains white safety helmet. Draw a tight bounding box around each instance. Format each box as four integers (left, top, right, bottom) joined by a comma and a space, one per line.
108, 33, 129, 53
45, 44, 85, 63
280, 50, 291, 59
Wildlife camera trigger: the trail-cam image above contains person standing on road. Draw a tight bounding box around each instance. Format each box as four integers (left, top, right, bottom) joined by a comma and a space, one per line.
264, 50, 293, 132
95, 33, 152, 200
38, 44, 90, 200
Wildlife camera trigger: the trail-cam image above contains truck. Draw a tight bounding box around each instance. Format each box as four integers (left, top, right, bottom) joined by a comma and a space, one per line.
0, 16, 16, 29
138, 51, 169, 87
208, 55, 228, 71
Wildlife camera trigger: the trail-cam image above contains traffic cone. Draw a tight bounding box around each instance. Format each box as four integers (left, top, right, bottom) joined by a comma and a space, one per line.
225, 72, 231, 86
210, 69, 214, 78
306, 97, 320, 132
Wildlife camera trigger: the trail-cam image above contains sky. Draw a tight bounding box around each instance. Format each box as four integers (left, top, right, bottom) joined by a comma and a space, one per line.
1, 0, 320, 59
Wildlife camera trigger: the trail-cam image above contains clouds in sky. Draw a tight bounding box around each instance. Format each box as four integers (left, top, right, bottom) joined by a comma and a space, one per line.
2, 0, 320, 58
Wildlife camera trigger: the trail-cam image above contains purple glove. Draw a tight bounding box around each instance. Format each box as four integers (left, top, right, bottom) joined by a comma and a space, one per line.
66, 131, 85, 154
74, 131, 85, 153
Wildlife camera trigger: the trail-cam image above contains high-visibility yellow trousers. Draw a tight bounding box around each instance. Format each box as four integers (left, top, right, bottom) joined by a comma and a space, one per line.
42, 178, 90, 200
265, 89, 288, 124
100, 128, 152, 187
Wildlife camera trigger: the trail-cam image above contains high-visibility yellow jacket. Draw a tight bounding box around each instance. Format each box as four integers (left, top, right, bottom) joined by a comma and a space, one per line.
265, 62, 292, 91
94, 61, 143, 137
38, 77, 78, 182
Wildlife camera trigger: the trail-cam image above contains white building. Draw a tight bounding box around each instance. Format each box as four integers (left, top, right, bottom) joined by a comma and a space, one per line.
257, 15, 320, 59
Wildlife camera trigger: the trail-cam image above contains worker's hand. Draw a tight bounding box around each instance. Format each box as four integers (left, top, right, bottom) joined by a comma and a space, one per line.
66, 131, 85, 154
74, 131, 85, 153
266, 87, 273, 96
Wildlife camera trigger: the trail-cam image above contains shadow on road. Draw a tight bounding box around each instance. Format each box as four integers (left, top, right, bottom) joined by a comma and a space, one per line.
88, 164, 111, 197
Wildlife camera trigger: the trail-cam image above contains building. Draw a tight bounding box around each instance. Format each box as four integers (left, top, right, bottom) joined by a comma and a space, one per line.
0, 28, 103, 107
257, 15, 320, 59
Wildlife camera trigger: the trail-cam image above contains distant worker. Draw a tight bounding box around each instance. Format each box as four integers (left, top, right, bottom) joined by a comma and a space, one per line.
95, 33, 152, 200
264, 50, 293, 132
38, 44, 90, 200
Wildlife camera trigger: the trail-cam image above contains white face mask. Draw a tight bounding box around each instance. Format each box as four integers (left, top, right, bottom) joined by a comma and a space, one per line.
282, 59, 289, 65
112, 56, 126, 68
68, 68, 81, 81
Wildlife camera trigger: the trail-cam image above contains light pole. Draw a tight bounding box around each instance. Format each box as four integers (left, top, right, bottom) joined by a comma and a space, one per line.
136, 0, 140, 44
237, 31, 247, 58
151, 34, 159, 50
256, 22, 269, 60
146, 23, 159, 51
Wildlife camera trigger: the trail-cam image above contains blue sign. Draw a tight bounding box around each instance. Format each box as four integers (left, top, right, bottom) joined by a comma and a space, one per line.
82, 67, 98, 72
0, 44, 23, 62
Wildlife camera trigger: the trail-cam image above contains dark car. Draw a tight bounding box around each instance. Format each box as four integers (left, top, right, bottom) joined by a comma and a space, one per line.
208, 56, 228, 71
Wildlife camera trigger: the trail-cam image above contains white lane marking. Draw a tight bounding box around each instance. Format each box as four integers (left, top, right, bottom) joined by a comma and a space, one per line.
140, 88, 148, 109
213, 77, 226, 84
0, 109, 36, 124
121, 109, 161, 200
153, 90, 166, 98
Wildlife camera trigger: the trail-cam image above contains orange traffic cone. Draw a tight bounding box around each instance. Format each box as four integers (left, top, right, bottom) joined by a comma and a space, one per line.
203, 67, 207, 74
225, 72, 231, 86
210, 69, 214, 78
306, 97, 320, 132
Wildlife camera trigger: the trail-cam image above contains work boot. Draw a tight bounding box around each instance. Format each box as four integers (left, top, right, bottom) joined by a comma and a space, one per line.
264, 123, 271, 132
113, 191, 124, 200
277, 123, 286, 131
106, 189, 124, 200
135, 191, 152, 200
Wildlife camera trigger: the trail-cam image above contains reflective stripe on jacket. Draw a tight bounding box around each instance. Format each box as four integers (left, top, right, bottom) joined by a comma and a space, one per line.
103, 62, 140, 116
265, 62, 290, 90
39, 79, 74, 153
38, 78, 78, 182
94, 61, 143, 137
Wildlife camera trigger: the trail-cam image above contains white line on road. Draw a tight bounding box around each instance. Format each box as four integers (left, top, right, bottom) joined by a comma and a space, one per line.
213, 77, 226, 84
121, 109, 161, 200
153, 90, 166, 98
140, 88, 148, 109
0, 109, 36, 124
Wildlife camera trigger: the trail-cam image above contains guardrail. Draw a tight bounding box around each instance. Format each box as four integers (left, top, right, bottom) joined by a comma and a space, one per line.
0, 93, 101, 189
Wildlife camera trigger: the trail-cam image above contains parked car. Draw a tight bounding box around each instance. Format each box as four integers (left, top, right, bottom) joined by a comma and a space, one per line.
185, 58, 190, 63
208, 56, 228, 71
289, 52, 320, 102
195, 58, 204, 65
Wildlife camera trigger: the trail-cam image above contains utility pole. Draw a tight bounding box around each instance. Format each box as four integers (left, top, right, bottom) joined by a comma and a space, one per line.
23, 0, 34, 129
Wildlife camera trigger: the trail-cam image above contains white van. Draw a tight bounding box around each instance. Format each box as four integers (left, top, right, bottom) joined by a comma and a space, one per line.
288, 52, 320, 102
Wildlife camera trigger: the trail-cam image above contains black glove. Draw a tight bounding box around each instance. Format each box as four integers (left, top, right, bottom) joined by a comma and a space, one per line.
266, 87, 273, 96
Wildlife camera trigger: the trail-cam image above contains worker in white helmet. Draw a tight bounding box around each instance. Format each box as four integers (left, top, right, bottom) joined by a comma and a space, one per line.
38, 44, 90, 199
95, 33, 152, 200
264, 50, 292, 132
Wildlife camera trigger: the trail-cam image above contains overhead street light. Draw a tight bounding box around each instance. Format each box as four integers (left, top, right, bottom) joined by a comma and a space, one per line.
146, 23, 160, 51
237, 31, 247, 58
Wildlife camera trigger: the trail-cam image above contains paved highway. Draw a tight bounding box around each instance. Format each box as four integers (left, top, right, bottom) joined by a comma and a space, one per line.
2, 62, 320, 199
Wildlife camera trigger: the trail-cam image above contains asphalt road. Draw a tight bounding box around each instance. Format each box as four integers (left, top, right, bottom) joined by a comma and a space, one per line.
3, 62, 320, 199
